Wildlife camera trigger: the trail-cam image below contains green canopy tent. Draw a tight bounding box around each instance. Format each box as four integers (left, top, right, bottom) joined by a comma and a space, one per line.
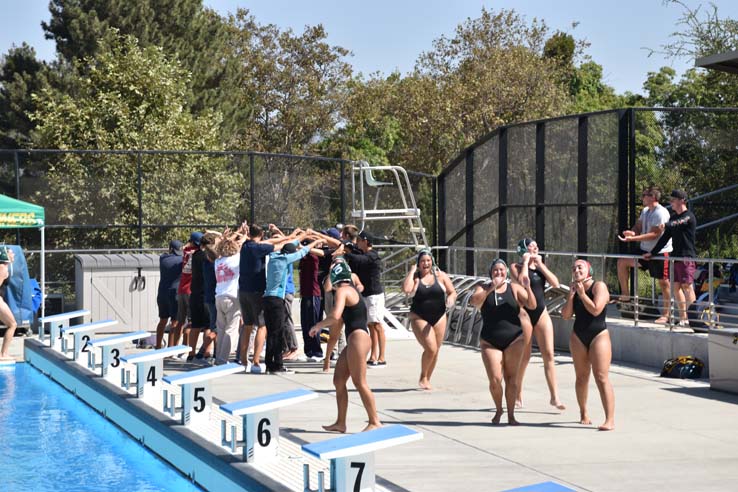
0, 194, 45, 318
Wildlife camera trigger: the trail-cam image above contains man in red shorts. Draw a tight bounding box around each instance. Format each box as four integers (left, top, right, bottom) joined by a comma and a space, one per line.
644, 190, 697, 326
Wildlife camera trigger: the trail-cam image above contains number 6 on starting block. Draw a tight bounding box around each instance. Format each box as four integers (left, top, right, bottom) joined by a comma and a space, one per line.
220, 389, 317, 463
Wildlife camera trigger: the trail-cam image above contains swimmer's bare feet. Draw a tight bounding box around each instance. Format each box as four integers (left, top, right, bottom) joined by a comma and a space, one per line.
322, 422, 346, 433
598, 421, 615, 431
550, 398, 566, 411
419, 378, 432, 390
508, 415, 520, 426
361, 422, 382, 432
579, 413, 592, 425
491, 410, 503, 425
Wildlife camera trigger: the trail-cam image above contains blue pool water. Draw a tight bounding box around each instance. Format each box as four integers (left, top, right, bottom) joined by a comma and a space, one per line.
0, 363, 203, 492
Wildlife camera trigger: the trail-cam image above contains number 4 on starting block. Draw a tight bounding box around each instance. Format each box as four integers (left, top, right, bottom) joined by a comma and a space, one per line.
220, 389, 317, 464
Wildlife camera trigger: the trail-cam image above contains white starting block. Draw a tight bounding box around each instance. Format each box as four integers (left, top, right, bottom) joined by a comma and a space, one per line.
87, 331, 148, 384
120, 345, 191, 404
302, 424, 423, 492
39, 309, 90, 351
61, 319, 118, 362
162, 363, 243, 426
220, 388, 318, 463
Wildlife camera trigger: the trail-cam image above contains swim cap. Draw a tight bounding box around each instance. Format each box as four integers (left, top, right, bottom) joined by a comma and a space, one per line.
517, 238, 535, 256
416, 249, 434, 267
330, 259, 353, 285
489, 258, 509, 278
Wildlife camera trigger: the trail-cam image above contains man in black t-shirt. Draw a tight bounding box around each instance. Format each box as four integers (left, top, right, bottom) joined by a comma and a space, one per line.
645, 189, 697, 326
345, 230, 386, 366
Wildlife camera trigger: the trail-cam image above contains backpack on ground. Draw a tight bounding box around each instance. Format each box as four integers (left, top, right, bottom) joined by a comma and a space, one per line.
660, 355, 704, 379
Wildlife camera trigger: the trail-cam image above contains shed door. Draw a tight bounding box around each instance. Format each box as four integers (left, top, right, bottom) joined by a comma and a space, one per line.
89, 271, 134, 331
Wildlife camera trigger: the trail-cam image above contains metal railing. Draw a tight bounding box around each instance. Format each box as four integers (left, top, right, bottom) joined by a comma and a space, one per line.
439, 246, 738, 333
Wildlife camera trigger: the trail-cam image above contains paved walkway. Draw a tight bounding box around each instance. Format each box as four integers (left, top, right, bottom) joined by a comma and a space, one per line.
13, 329, 738, 491
202, 337, 737, 492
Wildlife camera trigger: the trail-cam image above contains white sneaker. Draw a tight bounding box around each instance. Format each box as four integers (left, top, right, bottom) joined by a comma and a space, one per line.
296, 355, 309, 362
308, 355, 325, 363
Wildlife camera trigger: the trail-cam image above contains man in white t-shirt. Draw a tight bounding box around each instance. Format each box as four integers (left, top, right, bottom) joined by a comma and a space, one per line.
616, 185, 673, 323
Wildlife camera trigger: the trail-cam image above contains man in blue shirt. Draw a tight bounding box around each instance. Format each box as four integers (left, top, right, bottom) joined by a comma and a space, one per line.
238, 224, 302, 372
263, 232, 322, 374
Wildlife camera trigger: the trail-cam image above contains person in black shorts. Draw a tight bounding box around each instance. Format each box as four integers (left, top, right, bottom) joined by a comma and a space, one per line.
186, 236, 210, 361
562, 259, 615, 431
310, 259, 381, 433
511, 238, 565, 410
402, 249, 457, 390
470, 258, 535, 425
155, 240, 182, 350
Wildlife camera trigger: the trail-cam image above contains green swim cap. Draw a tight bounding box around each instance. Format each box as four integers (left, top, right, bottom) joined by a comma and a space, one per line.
330, 259, 353, 285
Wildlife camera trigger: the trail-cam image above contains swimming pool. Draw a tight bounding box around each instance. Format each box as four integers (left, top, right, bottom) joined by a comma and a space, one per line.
0, 363, 203, 492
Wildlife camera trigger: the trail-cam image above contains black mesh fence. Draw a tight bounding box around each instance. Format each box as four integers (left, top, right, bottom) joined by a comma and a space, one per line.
439, 110, 625, 277
439, 106, 738, 297
0, 150, 363, 305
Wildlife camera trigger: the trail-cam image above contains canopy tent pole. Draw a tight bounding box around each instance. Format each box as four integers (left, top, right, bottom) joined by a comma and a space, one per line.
40, 226, 45, 320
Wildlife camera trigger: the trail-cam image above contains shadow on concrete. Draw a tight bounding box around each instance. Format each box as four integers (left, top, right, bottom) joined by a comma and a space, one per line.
662, 385, 738, 404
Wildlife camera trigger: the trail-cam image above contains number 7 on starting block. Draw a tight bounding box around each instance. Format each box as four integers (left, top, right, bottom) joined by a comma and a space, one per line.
302, 424, 423, 492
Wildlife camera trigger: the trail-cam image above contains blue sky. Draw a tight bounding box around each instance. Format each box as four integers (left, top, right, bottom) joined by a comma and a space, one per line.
3, 1, 738, 95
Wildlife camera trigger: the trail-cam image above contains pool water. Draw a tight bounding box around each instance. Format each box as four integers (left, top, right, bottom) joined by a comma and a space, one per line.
0, 363, 204, 492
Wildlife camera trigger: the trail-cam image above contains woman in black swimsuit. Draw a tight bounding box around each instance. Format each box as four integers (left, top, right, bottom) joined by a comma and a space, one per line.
402, 250, 457, 390
562, 259, 615, 431
310, 259, 381, 433
511, 238, 565, 410
470, 258, 536, 425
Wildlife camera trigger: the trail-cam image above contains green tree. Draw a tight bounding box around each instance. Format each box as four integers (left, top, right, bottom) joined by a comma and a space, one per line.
224, 9, 352, 153
30, 32, 241, 249
0, 44, 52, 149
42, 0, 244, 140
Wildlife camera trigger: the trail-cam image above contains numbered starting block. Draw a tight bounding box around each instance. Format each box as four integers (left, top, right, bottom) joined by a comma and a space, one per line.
220, 389, 318, 463
120, 345, 191, 404
39, 309, 90, 351
61, 319, 118, 362
302, 425, 422, 492
162, 363, 243, 426
87, 331, 148, 384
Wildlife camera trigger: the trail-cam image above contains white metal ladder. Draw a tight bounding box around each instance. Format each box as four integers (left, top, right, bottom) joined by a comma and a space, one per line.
350, 160, 428, 249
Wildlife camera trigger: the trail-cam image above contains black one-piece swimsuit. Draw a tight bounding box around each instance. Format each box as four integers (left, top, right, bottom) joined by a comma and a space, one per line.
410, 272, 446, 325
525, 268, 546, 326
480, 285, 523, 351
342, 286, 370, 338
573, 285, 607, 348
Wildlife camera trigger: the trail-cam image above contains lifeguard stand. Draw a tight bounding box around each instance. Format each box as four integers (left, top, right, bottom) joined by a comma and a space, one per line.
350, 160, 428, 250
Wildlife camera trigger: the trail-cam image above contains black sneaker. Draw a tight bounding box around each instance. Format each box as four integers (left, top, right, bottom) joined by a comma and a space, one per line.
269, 367, 294, 375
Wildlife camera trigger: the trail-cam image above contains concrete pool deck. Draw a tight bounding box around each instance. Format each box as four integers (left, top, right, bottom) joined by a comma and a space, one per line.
177, 336, 738, 492
17, 328, 738, 491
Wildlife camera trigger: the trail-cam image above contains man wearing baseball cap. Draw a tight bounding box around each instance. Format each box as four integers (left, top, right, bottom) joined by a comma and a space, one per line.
644, 189, 697, 326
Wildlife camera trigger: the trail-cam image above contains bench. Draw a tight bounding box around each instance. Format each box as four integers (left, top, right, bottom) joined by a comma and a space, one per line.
302, 424, 422, 492
87, 331, 148, 384
39, 309, 90, 350
120, 345, 191, 403
61, 319, 117, 362
162, 363, 243, 426
219, 388, 318, 463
